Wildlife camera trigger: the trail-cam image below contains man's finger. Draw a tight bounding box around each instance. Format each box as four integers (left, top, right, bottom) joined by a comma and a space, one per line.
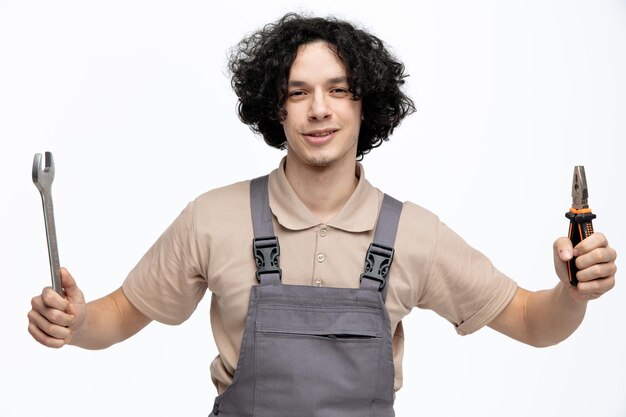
32, 293, 74, 326
575, 246, 618, 271
40, 287, 69, 311
576, 275, 616, 295
39, 303, 75, 327
573, 232, 609, 256
576, 261, 618, 283
27, 321, 66, 349
27, 309, 71, 339
553, 237, 574, 262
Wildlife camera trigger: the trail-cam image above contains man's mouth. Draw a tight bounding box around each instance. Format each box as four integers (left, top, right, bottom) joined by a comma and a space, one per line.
303, 129, 338, 138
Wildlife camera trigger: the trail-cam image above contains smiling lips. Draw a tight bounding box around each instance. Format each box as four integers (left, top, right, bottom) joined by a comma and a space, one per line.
302, 128, 339, 144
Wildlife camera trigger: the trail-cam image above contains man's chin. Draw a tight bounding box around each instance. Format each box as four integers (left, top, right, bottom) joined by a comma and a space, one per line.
306, 157, 331, 168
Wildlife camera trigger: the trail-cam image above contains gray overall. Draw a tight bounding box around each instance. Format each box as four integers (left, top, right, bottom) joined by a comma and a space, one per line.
209, 176, 403, 417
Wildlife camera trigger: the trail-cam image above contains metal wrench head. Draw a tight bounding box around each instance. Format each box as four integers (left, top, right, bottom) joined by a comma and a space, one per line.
32, 152, 55, 192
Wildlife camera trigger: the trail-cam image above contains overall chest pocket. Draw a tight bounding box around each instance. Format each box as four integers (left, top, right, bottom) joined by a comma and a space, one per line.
253, 303, 383, 417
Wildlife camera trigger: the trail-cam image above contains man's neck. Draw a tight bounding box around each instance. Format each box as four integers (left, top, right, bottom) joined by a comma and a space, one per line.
283, 155, 358, 224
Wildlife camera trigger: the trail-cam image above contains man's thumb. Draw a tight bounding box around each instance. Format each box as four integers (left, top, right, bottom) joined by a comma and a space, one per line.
60, 267, 82, 301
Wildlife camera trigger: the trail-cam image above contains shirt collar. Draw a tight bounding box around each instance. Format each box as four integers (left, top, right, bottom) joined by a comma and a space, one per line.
268, 157, 381, 232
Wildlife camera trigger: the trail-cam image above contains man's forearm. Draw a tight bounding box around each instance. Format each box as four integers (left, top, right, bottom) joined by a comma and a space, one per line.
69, 288, 151, 350
490, 284, 588, 347
524, 282, 588, 347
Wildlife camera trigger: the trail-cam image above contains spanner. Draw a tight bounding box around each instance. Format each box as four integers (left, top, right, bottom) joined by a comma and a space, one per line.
32, 152, 64, 296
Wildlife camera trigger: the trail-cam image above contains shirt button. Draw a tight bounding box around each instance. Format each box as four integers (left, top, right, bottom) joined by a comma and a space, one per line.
317, 253, 326, 263
319, 228, 327, 237
314, 279, 323, 287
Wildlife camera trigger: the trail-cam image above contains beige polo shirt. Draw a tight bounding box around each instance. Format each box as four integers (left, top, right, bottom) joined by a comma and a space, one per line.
123, 159, 517, 393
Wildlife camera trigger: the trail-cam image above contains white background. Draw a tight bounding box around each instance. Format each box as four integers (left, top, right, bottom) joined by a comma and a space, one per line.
1, 1, 625, 416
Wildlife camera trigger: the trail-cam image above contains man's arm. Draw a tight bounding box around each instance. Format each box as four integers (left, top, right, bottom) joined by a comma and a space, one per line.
488, 233, 617, 347
28, 268, 152, 349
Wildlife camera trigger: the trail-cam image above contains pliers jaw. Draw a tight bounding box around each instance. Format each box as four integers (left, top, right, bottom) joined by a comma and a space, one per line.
571, 166, 589, 211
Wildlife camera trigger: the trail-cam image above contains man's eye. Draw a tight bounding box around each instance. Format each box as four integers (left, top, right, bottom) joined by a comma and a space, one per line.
289, 91, 305, 97
332, 88, 349, 95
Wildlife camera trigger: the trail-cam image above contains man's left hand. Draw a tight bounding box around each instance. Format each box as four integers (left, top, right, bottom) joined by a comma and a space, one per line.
553, 233, 617, 302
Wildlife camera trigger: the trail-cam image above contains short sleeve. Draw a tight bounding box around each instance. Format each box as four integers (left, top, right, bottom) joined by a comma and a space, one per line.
418, 221, 517, 335
122, 200, 208, 325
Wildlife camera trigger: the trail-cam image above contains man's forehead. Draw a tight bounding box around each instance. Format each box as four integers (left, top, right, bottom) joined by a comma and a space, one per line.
288, 41, 348, 82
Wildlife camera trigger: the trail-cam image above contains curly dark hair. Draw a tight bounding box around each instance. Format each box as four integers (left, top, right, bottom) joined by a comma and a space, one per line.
228, 13, 416, 159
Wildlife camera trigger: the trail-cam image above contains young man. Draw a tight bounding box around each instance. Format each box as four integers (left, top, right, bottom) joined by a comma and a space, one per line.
28, 13, 617, 416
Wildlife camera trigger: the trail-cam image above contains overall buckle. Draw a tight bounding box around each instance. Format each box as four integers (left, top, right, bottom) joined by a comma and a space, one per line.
253, 236, 282, 282
360, 242, 394, 291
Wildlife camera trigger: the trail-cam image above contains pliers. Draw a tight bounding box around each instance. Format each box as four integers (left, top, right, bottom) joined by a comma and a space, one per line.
565, 166, 596, 286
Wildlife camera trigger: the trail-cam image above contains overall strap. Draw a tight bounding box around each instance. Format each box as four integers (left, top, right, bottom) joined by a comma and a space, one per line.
250, 176, 281, 285
250, 174, 403, 296
360, 194, 403, 301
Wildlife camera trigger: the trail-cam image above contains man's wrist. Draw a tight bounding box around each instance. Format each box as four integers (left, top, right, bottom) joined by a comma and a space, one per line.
556, 280, 589, 310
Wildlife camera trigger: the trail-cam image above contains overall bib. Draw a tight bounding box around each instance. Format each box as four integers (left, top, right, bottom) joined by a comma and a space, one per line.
209, 176, 403, 417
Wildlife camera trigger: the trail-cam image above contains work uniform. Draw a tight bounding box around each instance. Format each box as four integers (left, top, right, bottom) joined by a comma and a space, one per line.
123, 158, 517, 407
203, 175, 401, 415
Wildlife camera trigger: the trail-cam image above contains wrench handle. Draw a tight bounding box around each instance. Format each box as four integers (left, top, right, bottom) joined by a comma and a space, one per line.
40, 190, 64, 296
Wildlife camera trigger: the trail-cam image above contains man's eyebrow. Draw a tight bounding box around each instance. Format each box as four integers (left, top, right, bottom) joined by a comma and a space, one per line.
328, 76, 348, 84
288, 77, 348, 87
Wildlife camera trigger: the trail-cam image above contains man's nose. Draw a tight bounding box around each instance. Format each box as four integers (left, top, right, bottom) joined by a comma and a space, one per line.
308, 93, 332, 120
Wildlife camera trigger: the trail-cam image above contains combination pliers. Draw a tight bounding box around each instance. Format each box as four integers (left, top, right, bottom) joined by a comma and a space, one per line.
565, 166, 596, 286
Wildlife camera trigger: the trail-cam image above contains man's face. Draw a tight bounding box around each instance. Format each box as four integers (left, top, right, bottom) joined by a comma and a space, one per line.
281, 41, 362, 169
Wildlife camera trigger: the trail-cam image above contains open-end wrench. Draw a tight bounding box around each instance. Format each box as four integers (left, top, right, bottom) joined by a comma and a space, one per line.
32, 152, 64, 296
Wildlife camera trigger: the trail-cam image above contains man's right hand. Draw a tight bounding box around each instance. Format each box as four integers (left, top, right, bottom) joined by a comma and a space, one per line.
28, 268, 87, 348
